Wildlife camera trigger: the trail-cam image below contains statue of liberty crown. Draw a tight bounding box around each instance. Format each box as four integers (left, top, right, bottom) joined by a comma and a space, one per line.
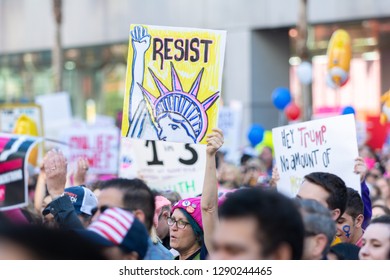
137, 62, 219, 141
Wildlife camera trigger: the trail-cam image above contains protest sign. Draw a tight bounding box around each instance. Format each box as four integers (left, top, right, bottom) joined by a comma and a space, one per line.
119, 138, 206, 198
35, 92, 72, 140
0, 104, 44, 166
60, 126, 119, 175
121, 24, 226, 144
272, 114, 360, 197
218, 102, 242, 164
0, 133, 40, 210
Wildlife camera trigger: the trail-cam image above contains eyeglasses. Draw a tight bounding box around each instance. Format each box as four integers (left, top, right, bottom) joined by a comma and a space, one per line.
167, 217, 190, 229
91, 205, 109, 216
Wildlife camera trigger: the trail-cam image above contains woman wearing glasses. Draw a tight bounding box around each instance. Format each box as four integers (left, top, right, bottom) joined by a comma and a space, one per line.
168, 197, 205, 260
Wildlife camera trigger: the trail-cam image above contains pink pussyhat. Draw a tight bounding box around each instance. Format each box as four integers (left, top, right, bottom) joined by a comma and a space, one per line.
171, 197, 203, 230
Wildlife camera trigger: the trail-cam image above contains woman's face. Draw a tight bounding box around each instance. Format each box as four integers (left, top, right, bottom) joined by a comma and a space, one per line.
359, 223, 390, 260
169, 209, 199, 254
157, 114, 196, 143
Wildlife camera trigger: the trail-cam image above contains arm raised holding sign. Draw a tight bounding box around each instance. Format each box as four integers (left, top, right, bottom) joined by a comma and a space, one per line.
201, 128, 224, 256
354, 156, 372, 228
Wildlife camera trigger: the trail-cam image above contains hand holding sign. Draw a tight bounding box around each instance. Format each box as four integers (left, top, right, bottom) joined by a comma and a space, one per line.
354, 157, 368, 183
43, 150, 68, 199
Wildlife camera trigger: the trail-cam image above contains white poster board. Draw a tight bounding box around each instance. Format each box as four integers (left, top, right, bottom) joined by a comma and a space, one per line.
60, 126, 120, 175
218, 102, 242, 164
272, 114, 360, 197
35, 92, 73, 140
119, 138, 206, 198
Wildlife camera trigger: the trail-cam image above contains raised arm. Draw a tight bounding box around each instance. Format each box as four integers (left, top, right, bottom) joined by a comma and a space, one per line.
201, 128, 224, 256
354, 157, 371, 229
129, 25, 151, 122
43, 150, 83, 229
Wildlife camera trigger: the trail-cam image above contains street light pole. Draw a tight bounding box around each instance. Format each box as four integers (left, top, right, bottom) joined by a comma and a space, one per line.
52, 0, 63, 92
297, 0, 312, 121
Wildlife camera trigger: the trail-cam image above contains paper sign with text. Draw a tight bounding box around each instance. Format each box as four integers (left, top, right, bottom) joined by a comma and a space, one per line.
0, 133, 40, 210
272, 114, 360, 197
121, 24, 226, 145
60, 127, 120, 175
119, 138, 206, 198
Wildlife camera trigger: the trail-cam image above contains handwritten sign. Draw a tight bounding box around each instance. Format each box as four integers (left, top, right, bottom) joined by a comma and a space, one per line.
272, 114, 360, 197
119, 138, 206, 198
60, 127, 119, 175
121, 24, 226, 144
0, 133, 40, 210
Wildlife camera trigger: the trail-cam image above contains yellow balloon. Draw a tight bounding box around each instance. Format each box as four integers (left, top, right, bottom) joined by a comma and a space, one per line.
327, 29, 352, 87
255, 130, 274, 156
13, 114, 39, 166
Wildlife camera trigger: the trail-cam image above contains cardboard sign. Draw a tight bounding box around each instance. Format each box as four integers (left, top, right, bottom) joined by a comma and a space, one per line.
60, 127, 120, 175
0, 104, 44, 166
272, 114, 360, 197
119, 138, 206, 198
121, 24, 226, 144
0, 133, 40, 210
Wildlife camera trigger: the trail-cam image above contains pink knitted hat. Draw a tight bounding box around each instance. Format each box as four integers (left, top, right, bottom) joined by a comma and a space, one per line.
171, 197, 202, 230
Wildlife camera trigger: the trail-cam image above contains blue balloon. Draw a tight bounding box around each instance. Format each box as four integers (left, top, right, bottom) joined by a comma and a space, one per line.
247, 124, 265, 147
342, 106, 355, 115
272, 87, 292, 110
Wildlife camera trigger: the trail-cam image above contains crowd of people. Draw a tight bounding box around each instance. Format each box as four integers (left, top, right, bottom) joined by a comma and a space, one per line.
0, 128, 390, 260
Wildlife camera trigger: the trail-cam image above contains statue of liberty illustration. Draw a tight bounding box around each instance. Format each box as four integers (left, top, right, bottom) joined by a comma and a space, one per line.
127, 25, 219, 143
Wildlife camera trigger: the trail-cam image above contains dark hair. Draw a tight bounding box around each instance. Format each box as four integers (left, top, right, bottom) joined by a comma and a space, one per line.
219, 188, 304, 260
304, 172, 347, 218
370, 215, 390, 225
101, 178, 155, 231
329, 243, 360, 260
345, 188, 364, 220
0, 224, 107, 260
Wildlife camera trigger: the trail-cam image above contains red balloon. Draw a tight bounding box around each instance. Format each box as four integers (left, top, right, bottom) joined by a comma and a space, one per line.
285, 103, 301, 121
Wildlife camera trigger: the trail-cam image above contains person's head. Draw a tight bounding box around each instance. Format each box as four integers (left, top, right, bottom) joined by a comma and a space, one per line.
372, 205, 390, 219
241, 158, 265, 187
295, 199, 336, 260
97, 178, 155, 232
62, 186, 98, 227
375, 178, 390, 200
218, 162, 241, 189
169, 197, 203, 258
336, 188, 364, 244
328, 243, 360, 260
259, 146, 273, 167
211, 188, 304, 260
298, 172, 347, 220
159, 190, 182, 206
81, 207, 149, 260
153, 195, 171, 240
0, 224, 107, 260
359, 215, 390, 260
